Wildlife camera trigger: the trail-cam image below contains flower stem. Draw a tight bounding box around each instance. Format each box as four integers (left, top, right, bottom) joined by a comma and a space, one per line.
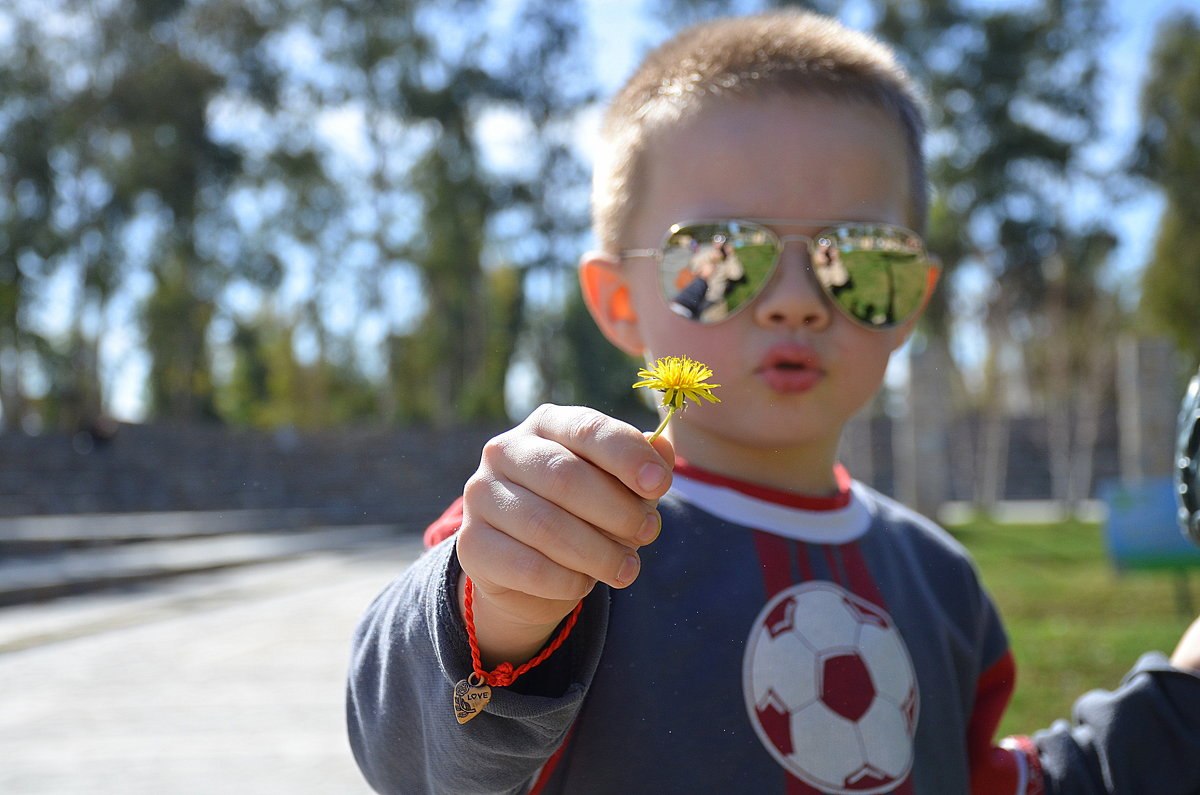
647, 405, 677, 443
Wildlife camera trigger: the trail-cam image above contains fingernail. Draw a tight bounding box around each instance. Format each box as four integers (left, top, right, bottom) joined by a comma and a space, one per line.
616, 553, 640, 586
637, 462, 667, 493
636, 511, 661, 545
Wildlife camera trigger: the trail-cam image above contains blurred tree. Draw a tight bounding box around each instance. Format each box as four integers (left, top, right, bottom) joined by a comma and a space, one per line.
492, 0, 598, 412
1134, 13, 1200, 364
394, 125, 493, 425
0, 0, 1139, 450
0, 18, 57, 431
218, 308, 377, 427
301, 0, 597, 426
876, 0, 1121, 509
221, 318, 274, 426
0, 0, 301, 428
1028, 228, 1121, 506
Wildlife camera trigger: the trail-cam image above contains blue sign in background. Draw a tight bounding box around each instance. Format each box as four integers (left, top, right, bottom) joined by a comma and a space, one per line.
1100, 477, 1200, 571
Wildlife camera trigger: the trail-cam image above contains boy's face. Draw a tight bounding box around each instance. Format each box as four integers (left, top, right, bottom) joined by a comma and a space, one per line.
585, 93, 922, 491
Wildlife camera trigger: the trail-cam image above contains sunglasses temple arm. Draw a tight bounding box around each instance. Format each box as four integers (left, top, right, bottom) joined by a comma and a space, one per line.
926, 257, 942, 292
915, 258, 942, 316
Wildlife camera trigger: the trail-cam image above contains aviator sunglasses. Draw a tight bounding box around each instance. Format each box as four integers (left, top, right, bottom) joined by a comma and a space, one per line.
621, 219, 938, 329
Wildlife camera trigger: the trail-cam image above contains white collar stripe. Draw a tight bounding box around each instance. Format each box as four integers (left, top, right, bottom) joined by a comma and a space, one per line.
669, 474, 872, 543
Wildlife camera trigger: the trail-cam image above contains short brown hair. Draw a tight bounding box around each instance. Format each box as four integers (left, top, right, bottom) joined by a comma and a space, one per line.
592, 10, 928, 251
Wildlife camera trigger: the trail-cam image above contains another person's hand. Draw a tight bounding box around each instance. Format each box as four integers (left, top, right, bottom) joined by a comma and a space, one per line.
456, 405, 674, 667
1171, 615, 1200, 674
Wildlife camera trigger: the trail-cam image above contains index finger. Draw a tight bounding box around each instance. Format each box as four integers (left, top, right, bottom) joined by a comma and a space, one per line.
524, 405, 674, 500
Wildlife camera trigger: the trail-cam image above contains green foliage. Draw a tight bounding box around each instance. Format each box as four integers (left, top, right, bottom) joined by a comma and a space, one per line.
871, 0, 1127, 508
216, 311, 379, 428
0, 0, 274, 430
0, 0, 1175, 434
1135, 14, 1200, 361
1141, 210, 1200, 361
402, 128, 491, 425
1, 0, 600, 430
142, 253, 218, 421
879, 0, 1115, 319
460, 266, 525, 422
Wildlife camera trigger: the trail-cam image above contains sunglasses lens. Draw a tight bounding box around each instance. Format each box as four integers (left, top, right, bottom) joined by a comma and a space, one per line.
656, 221, 930, 327
659, 222, 777, 322
812, 225, 929, 328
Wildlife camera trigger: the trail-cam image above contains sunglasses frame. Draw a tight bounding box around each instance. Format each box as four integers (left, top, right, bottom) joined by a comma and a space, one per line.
620, 218, 937, 329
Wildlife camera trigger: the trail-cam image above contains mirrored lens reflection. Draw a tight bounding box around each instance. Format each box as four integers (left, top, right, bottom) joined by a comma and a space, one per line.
661, 223, 769, 322
812, 226, 927, 328
658, 222, 929, 327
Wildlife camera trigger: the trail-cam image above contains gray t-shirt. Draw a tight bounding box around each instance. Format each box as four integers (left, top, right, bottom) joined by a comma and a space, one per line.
347, 469, 1200, 794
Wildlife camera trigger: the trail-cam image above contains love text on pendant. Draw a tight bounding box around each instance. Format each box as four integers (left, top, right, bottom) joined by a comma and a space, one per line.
453, 676, 492, 724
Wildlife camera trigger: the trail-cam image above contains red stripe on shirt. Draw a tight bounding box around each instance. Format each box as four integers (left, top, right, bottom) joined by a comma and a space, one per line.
527, 726, 575, 795
753, 529, 796, 598
967, 650, 1028, 795
838, 542, 888, 609
674, 460, 852, 511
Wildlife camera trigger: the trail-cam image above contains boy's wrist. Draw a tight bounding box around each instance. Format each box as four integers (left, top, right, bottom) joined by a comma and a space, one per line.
456, 572, 573, 669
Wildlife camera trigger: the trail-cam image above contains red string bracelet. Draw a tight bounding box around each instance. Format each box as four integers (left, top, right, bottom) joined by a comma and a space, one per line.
453, 574, 583, 725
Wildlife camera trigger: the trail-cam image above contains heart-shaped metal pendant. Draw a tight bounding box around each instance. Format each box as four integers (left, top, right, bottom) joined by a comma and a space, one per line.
453, 673, 492, 725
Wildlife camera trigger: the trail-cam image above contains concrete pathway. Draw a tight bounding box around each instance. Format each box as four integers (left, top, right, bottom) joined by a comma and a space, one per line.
0, 536, 427, 794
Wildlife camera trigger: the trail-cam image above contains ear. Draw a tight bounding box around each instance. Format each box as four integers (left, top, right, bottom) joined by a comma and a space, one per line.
579, 252, 644, 356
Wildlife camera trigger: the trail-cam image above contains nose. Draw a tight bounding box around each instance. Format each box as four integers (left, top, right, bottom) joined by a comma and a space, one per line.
751, 240, 832, 331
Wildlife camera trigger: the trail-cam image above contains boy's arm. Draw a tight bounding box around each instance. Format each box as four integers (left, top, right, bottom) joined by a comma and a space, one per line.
348, 405, 670, 793
1170, 614, 1200, 672
346, 535, 610, 794
964, 589, 1200, 793
1028, 652, 1200, 794
969, 648, 1200, 795
455, 405, 672, 669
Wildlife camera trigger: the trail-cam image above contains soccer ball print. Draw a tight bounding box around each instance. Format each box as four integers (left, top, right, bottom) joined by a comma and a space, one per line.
743, 581, 919, 793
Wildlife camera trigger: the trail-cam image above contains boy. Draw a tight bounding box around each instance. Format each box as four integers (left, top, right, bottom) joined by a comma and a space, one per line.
348, 11, 1200, 793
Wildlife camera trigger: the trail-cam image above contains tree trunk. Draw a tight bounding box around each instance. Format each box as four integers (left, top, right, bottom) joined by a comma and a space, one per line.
1044, 273, 1074, 508
976, 322, 1011, 513
895, 338, 955, 519
1118, 335, 1182, 483
0, 334, 27, 433
1069, 341, 1111, 507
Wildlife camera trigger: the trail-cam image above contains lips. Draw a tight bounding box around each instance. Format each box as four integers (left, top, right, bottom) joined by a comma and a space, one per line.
758, 344, 824, 394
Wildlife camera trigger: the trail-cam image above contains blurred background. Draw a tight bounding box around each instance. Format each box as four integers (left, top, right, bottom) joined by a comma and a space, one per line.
1, 0, 1199, 791
0, 0, 1198, 516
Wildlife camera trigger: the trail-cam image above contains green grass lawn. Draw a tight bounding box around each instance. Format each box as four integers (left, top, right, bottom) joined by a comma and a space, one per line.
949, 518, 1198, 738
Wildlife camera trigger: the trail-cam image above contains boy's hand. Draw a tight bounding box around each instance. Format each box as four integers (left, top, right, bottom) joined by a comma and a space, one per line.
1171, 615, 1200, 674
455, 404, 675, 668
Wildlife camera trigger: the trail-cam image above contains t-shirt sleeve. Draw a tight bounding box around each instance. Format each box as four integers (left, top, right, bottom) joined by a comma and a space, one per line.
346, 537, 609, 794
1027, 652, 1200, 794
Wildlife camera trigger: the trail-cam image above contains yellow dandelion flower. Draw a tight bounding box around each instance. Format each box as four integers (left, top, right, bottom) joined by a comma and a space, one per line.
633, 355, 721, 441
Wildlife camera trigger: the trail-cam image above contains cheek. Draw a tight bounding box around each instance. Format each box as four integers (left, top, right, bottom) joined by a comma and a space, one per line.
625, 266, 662, 317
626, 276, 707, 356
634, 300, 736, 362
835, 331, 898, 394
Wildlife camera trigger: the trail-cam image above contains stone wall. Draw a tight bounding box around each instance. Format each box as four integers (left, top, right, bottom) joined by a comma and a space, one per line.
0, 423, 505, 529
0, 412, 1124, 522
